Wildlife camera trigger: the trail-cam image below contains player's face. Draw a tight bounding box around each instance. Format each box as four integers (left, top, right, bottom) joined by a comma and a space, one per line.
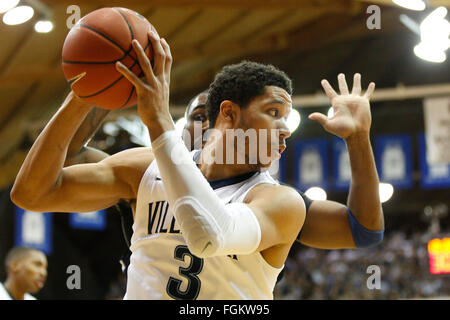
184, 93, 209, 150
235, 86, 291, 168
16, 251, 47, 294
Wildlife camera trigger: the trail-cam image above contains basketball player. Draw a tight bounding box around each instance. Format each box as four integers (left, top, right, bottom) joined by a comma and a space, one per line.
1, 247, 47, 300
11, 31, 383, 299
64, 106, 110, 166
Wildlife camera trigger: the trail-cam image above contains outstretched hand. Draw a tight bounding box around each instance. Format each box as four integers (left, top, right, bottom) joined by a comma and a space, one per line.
115, 30, 173, 128
309, 73, 375, 140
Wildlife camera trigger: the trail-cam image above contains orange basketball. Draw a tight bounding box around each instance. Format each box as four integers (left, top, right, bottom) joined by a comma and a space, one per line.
62, 7, 156, 110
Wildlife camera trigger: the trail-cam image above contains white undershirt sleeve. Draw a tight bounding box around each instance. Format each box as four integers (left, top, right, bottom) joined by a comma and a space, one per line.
151, 130, 261, 258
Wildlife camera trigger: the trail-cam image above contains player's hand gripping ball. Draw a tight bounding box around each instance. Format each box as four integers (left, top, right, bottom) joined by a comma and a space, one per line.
62, 7, 157, 110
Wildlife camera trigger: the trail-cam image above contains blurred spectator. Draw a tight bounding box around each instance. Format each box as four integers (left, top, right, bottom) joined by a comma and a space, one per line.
0, 246, 47, 300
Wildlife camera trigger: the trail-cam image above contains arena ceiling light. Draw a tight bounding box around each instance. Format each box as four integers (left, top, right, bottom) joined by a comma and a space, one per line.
0, 0, 20, 14
305, 187, 327, 201
2, 5, 34, 25
393, 0, 426, 11
414, 7, 450, 63
287, 109, 301, 133
34, 20, 53, 33
379, 183, 394, 203
414, 45, 447, 63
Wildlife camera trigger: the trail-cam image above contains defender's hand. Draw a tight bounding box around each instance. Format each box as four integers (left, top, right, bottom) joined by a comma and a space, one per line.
115, 30, 173, 128
309, 73, 375, 140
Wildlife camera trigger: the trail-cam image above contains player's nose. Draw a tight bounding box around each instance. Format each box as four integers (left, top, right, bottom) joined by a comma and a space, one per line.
279, 119, 291, 140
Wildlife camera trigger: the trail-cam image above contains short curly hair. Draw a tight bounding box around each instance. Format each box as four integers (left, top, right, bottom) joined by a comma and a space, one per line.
206, 61, 292, 128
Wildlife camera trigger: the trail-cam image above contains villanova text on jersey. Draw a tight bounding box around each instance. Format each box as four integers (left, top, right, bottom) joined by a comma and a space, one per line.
147, 200, 180, 235
147, 200, 238, 261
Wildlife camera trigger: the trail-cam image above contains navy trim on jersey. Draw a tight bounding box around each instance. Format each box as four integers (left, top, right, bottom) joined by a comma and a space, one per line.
193, 150, 202, 163
208, 171, 259, 190
296, 189, 312, 213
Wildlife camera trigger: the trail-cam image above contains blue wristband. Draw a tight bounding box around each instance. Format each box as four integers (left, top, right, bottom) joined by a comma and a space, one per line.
347, 208, 384, 248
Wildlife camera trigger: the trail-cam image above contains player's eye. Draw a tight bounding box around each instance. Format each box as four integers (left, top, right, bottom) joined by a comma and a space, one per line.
194, 114, 207, 122
269, 109, 279, 117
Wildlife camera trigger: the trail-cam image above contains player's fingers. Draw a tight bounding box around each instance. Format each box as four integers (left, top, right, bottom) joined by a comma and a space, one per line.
364, 82, 376, 100
148, 30, 165, 77
321, 79, 338, 100
116, 61, 144, 89
352, 73, 362, 95
308, 112, 329, 127
132, 39, 154, 82
160, 38, 172, 81
338, 73, 349, 95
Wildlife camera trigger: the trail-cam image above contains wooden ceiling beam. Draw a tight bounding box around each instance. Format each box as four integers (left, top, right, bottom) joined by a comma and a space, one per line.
171, 10, 364, 63
44, 0, 355, 10
169, 9, 406, 98
356, 0, 450, 8
165, 9, 204, 41
0, 68, 63, 88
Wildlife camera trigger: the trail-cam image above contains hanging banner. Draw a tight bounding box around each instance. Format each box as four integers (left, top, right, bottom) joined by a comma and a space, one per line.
423, 97, 450, 165
419, 133, 450, 189
69, 210, 107, 230
375, 134, 413, 189
294, 139, 328, 191
332, 138, 351, 191
14, 206, 52, 255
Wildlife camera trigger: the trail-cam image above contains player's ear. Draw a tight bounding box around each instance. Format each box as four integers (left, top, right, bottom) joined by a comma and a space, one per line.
9, 260, 20, 273
219, 100, 240, 126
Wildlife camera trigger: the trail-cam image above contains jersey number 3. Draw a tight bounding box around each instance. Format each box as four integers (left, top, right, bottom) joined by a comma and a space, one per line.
166, 245, 203, 300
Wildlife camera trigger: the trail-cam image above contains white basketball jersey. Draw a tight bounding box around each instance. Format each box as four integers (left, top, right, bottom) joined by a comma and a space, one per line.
124, 154, 283, 300
0, 283, 36, 300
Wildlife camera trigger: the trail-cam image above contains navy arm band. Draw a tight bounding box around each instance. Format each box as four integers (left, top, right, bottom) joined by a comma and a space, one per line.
347, 208, 384, 248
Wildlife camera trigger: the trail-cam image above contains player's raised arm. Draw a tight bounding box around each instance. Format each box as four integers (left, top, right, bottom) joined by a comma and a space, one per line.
64, 106, 111, 166
299, 73, 384, 249
10, 92, 152, 213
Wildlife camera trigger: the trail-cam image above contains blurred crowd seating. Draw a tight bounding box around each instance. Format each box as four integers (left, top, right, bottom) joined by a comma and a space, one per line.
274, 230, 450, 299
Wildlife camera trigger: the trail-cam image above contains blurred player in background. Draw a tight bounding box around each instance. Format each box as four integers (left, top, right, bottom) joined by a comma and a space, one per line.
0, 246, 47, 300
182, 90, 209, 150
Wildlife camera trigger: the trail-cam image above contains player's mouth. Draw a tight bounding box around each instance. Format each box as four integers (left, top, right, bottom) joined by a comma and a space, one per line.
35, 279, 45, 289
271, 144, 286, 160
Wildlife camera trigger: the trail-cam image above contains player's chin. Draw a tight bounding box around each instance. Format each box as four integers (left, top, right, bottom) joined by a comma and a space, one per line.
255, 154, 277, 169
29, 279, 45, 293
28, 284, 40, 294
258, 160, 273, 169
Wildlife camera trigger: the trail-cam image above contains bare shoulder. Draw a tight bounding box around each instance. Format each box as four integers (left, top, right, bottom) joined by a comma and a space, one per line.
245, 183, 306, 238
101, 147, 153, 165
246, 183, 306, 212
